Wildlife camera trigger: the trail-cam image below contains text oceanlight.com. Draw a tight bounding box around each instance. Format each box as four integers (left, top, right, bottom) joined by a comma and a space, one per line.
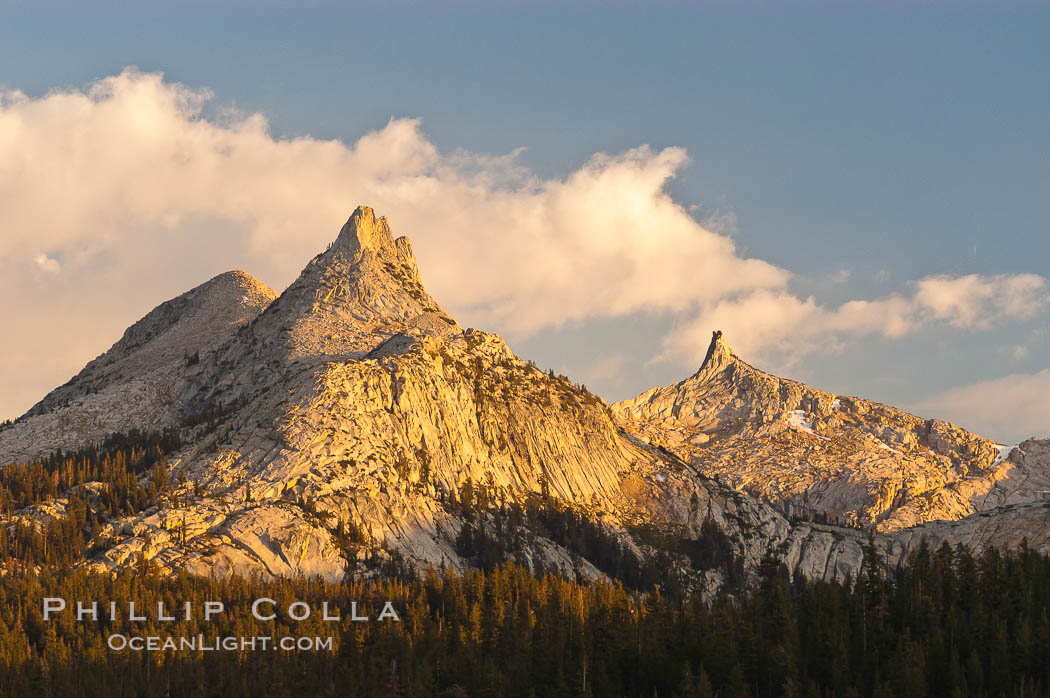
107, 634, 334, 652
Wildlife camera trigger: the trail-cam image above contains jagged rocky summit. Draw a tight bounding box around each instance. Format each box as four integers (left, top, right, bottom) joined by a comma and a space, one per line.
2, 207, 1048, 596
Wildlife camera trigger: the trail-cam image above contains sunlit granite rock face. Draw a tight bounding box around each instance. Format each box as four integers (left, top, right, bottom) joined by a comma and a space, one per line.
5, 207, 1047, 594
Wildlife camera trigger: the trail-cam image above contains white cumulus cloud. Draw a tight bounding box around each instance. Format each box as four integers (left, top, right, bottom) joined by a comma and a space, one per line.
0, 69, 787, 418
0, 68, 1045, 420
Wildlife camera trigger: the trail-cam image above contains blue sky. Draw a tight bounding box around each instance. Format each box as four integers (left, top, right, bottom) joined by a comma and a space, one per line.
1, 2, 1048, 441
